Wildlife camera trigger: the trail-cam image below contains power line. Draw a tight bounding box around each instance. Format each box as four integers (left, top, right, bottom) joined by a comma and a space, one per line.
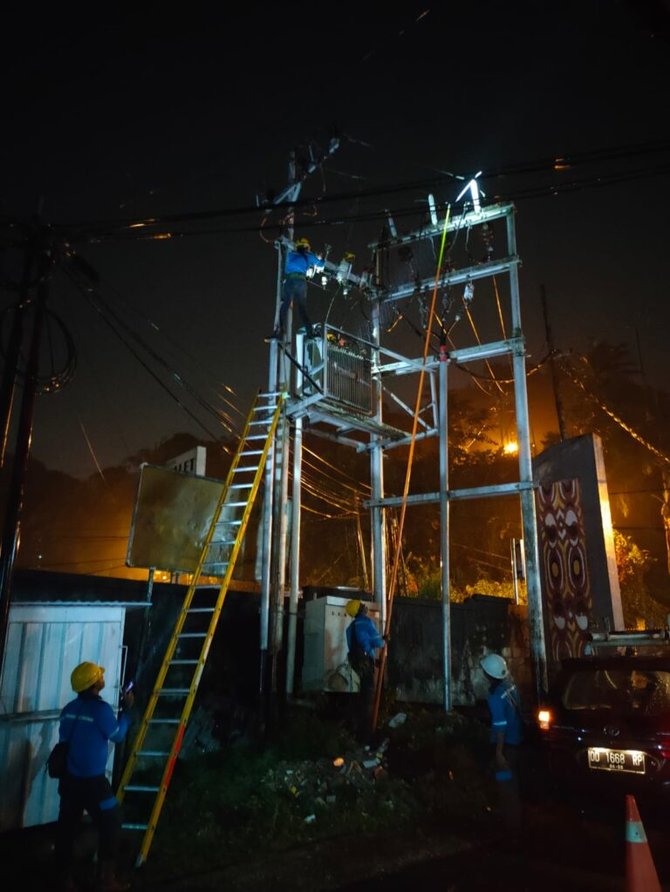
21, 138, 668, 244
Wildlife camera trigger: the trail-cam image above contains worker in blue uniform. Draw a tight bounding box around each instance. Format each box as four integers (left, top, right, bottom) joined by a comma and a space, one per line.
276, 237, 325, 339
480, 652, 524, 833
55, 661, 134, 892
346, 599, 385, 743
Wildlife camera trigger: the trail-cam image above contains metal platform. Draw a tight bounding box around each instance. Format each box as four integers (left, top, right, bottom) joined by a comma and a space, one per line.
290, 397, 412, 450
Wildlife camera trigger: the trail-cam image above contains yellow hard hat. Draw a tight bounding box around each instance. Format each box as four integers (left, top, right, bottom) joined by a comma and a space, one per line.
345, 599, 361, 617
295, 237, 311, 250
71, 661, 105, 693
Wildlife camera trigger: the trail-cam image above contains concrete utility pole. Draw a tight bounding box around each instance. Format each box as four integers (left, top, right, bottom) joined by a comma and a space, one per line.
258, 138, 340, 708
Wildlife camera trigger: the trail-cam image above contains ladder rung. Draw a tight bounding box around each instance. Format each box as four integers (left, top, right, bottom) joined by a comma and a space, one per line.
246, 434, 268, 441
157, 688, 190, 696
236, 452, 263, 459
178, 632, 207, 638
224, 501, 246, 508
187, 607, 216, 613
216, 519, 242, 526
170, 659, 199, 665
122, 823, 149, 831
149, 718, 181, 725
230, 483, 253, 489
137, 750, 170, 757
124, 784, 160, 792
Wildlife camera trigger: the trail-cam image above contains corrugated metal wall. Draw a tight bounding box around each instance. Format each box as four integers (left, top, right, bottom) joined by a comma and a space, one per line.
0, 605, 125, 830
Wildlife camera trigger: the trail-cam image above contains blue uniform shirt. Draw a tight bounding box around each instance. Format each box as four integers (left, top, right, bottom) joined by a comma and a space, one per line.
487, 677, 523, 746
59, 692, 131, 777
346, 614, 384, 658
284, 249, 324, 277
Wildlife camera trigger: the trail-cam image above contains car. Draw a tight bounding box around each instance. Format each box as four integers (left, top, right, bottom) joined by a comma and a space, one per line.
536, 652, 670, 804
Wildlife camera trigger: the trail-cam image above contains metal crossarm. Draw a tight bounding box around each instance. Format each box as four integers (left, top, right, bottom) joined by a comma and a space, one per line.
116, 390, 284, 867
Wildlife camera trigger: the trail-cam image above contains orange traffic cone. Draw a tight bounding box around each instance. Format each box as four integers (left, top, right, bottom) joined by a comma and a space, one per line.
625, 794, 661, 892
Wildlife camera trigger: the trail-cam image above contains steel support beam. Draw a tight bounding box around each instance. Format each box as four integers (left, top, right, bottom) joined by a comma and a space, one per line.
370, 299, 387, 628
368, 202, 515, 249
438, 348, 451, 711
507, 211, 548, 699
366, 480, 536, 509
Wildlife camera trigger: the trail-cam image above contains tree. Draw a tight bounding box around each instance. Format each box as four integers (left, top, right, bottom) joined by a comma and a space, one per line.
613, 529, 667, 628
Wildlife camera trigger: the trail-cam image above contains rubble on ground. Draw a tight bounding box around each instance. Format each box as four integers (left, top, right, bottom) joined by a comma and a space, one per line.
260, 737, 391, 817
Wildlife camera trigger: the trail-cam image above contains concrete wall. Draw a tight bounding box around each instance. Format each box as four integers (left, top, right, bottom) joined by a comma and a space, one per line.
386, 595, 532, 707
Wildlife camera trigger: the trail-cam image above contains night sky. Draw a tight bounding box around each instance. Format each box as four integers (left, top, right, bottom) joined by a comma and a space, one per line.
2, 1, 670, 478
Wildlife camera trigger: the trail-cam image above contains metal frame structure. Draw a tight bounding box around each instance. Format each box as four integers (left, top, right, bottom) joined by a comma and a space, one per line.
261, 162, 549, 705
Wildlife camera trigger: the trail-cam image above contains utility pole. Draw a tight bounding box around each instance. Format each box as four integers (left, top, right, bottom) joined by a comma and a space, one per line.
540, 284, 566, 441
258, 138, 340, 714
0, 230, 52, 678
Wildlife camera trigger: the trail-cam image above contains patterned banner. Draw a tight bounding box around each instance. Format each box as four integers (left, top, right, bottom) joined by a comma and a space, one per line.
536, 479, 592, 660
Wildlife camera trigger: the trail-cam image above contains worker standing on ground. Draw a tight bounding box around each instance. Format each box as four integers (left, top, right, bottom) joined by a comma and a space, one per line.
345, 599, 385, 743
479, 652, 524, 834
276, 237, 325, 339
54, 662, 135, 892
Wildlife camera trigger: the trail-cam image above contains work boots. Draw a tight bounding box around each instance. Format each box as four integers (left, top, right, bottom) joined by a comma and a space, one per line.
97, 861, 130, 892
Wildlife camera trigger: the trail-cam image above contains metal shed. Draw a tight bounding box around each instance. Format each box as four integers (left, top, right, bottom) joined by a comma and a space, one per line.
0, 571, 149, 831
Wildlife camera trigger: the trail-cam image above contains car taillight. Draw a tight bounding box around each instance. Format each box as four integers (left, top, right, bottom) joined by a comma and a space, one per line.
660, 746, 670, 760
537, 708, 553, 731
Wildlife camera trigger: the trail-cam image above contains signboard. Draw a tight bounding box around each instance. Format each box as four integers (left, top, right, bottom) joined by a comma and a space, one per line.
126, 464, 223, 572
165, 445, 206, 476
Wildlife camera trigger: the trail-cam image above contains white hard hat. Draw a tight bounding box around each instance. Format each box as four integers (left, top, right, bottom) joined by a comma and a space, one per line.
479, 653, 508, 679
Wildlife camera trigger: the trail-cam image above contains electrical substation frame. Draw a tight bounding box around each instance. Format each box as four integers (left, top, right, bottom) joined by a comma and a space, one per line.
261, 167, 549, 706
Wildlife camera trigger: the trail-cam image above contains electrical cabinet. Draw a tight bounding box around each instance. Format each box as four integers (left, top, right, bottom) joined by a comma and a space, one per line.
302, 595, 380, 693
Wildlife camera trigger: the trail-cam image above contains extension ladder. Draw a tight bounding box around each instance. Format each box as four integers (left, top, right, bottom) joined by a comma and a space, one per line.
116, 390, 284, 867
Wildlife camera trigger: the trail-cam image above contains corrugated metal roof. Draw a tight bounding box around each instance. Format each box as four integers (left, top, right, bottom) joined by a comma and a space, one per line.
10, 569, 181, 606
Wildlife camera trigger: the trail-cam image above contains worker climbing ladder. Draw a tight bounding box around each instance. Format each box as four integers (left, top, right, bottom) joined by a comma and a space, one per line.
116, 390, 285, 867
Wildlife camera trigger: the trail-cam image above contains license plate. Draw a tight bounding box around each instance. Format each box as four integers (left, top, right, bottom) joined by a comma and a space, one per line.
588, 747, 645, 774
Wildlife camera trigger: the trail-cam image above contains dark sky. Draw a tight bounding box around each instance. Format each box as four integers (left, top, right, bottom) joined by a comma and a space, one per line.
2, 1, 670, 478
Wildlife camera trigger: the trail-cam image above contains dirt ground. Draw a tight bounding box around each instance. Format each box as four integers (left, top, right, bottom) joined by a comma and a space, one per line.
0, 819, 480, 892
0, 704, 515, 891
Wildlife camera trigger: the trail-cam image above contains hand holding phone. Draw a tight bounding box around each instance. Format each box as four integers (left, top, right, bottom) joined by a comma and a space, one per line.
121, 681, 135, 709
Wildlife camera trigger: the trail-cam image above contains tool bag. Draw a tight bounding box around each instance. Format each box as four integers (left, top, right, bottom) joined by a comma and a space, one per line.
47, 703, 82, 779
47, 741, 69, 779
347, 624, 374, 681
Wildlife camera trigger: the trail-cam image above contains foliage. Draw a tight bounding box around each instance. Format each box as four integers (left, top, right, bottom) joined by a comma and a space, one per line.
402, 553, 523, 605
462, 577, 525, 604
613, 529, 667, 628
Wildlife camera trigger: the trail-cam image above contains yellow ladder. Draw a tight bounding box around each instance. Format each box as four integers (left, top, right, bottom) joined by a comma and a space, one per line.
116, 390, 284, 867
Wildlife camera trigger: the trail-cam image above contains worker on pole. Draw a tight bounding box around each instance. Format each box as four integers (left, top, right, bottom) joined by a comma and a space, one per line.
274, 237, 324, 340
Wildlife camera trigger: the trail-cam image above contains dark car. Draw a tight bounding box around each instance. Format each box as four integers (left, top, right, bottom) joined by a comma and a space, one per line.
536, 654, 670, 803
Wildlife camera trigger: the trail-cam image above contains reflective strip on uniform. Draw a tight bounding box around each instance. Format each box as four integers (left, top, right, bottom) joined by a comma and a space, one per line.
100, 796, 119, 811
